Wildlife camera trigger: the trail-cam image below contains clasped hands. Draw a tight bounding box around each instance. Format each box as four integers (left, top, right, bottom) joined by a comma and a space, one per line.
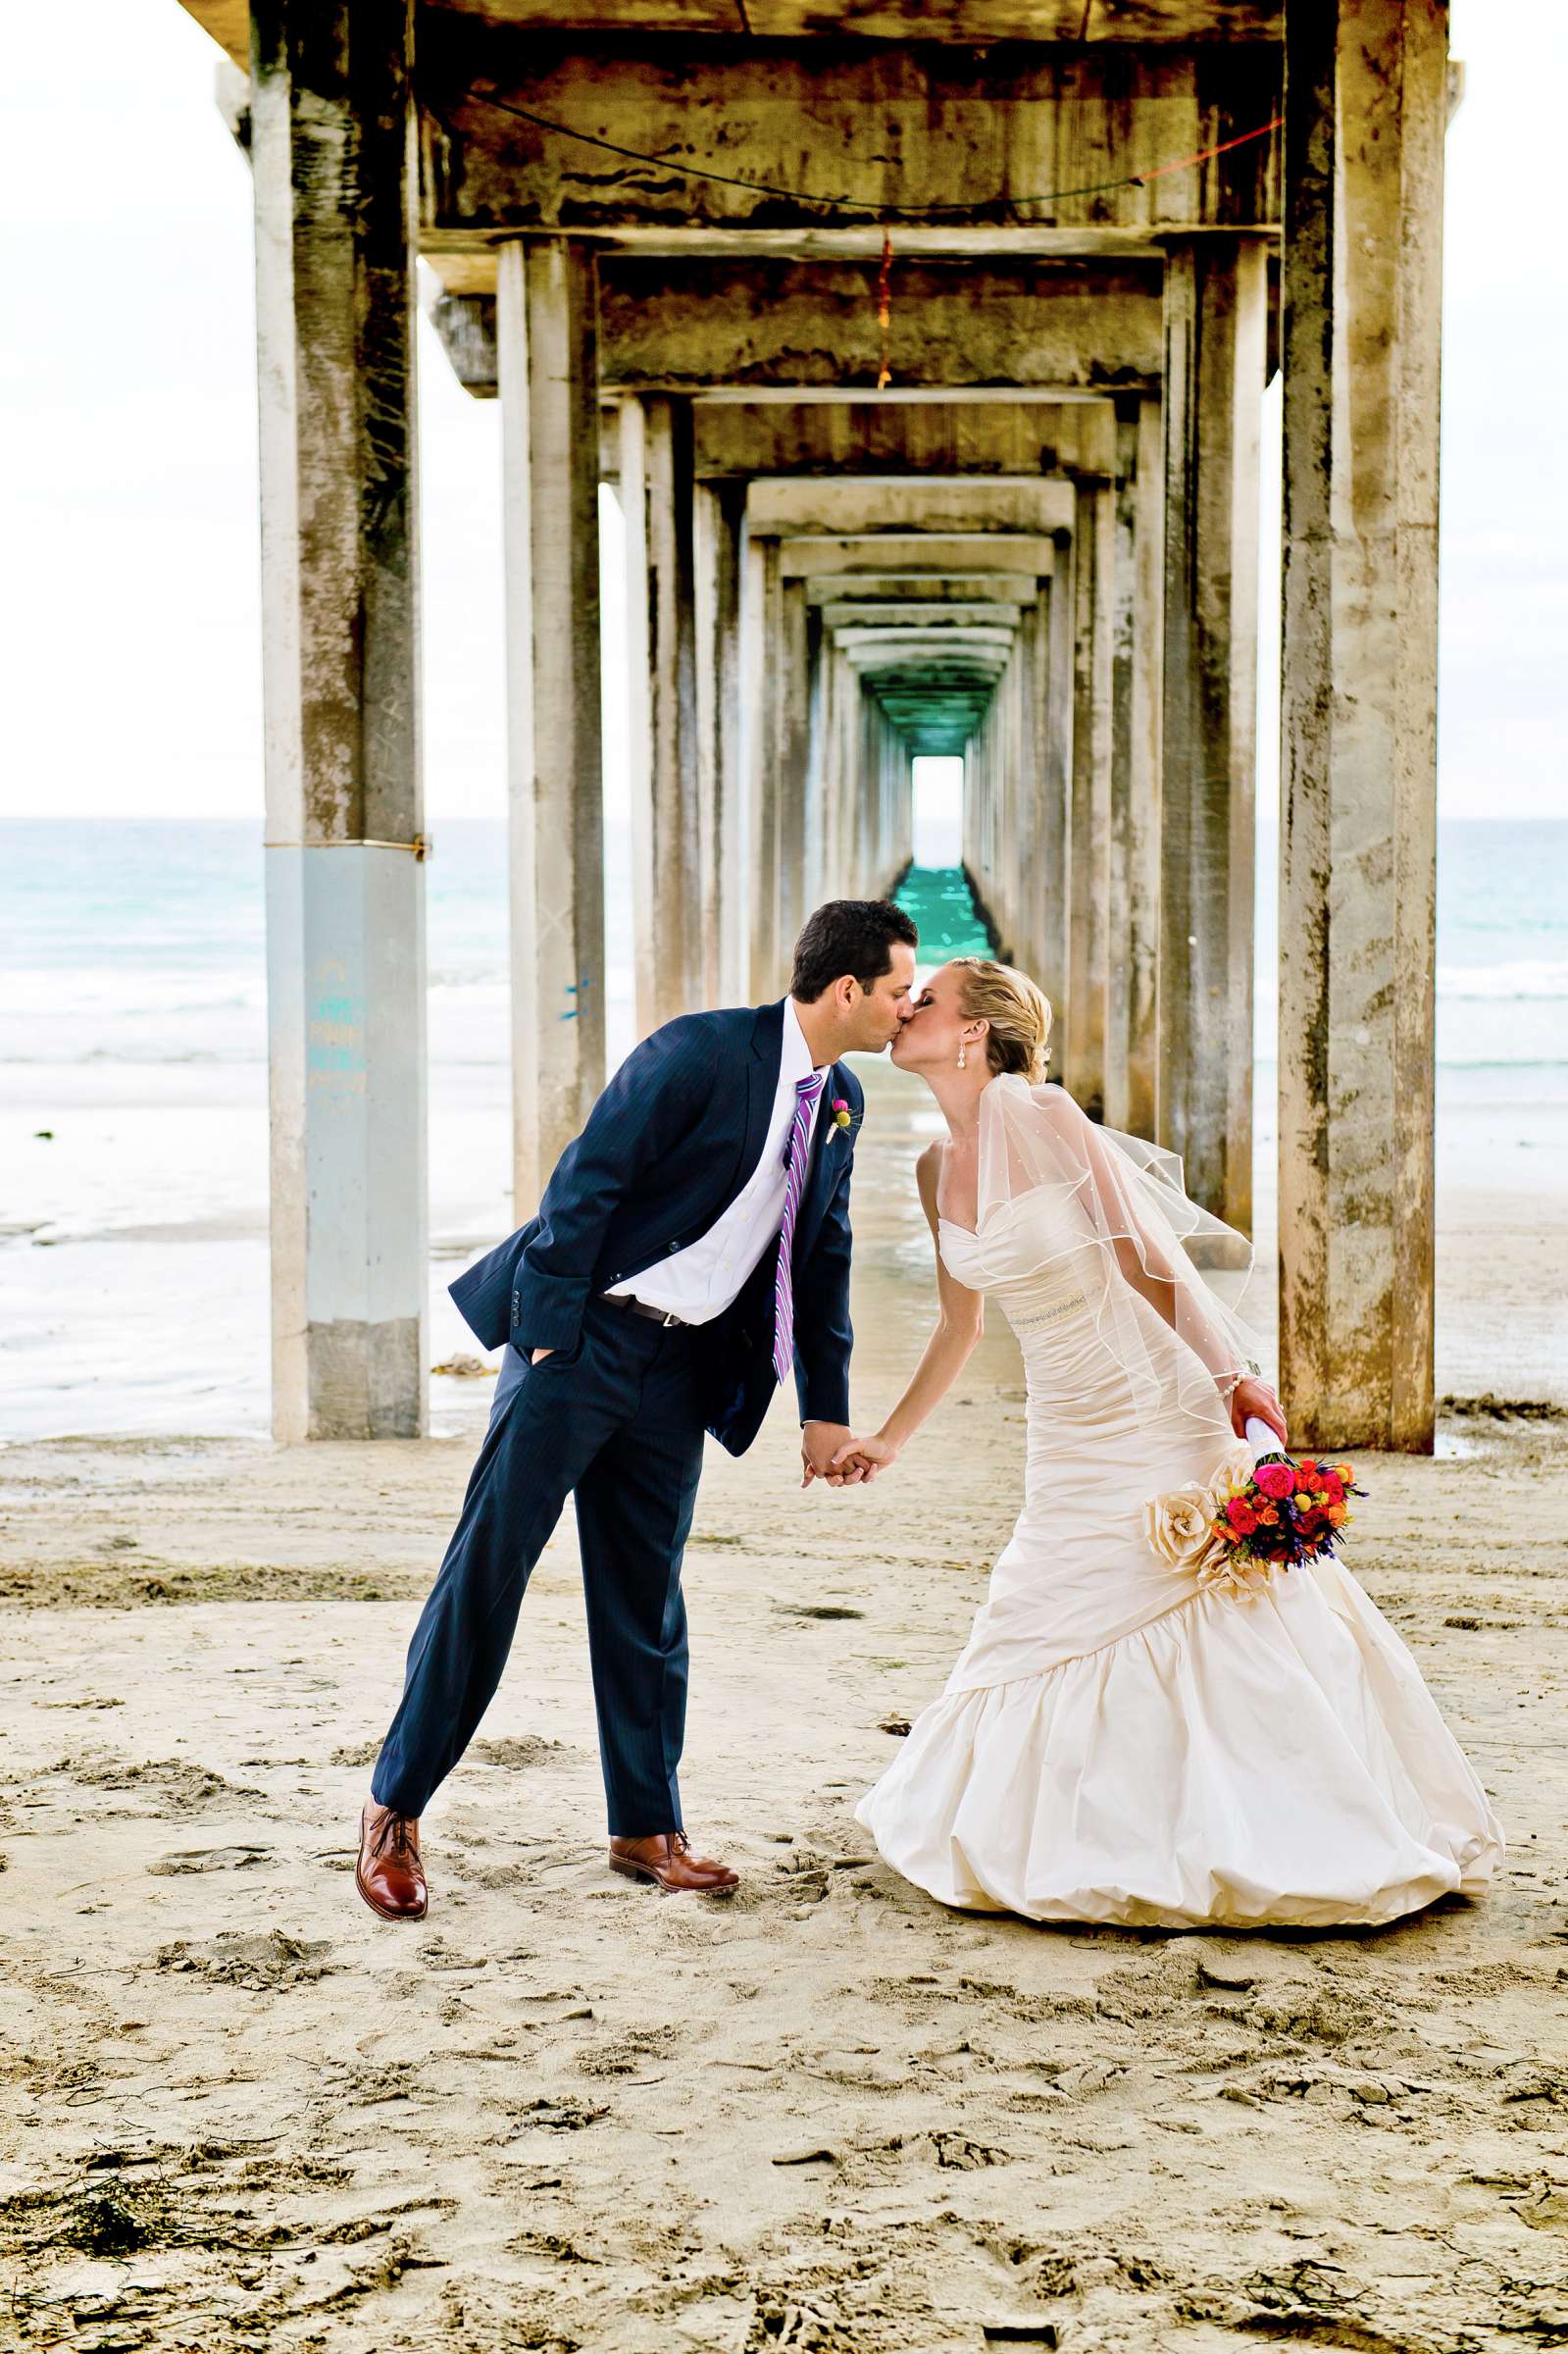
804, 1373, 1288, 1493
801, 1421, 897, 1489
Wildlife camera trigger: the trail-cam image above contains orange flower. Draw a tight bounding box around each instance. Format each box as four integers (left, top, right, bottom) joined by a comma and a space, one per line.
1328, 1503, 1347, 1526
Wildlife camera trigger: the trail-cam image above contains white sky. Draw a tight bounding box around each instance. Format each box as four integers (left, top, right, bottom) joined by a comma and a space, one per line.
1, 1, 1561, 825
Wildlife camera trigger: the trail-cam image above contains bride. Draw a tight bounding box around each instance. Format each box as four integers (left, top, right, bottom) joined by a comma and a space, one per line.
840, 957, 1502, 1929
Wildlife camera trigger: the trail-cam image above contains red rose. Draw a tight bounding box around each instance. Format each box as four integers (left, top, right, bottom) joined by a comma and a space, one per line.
1255, 1462, 1294, 1500
1229, 1502, 1258, 1536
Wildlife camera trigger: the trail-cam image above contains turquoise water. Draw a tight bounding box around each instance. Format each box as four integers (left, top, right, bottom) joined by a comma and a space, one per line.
893, 864, 995, 959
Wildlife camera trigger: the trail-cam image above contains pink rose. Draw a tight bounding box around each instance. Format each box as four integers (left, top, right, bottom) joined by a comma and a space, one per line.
1255, 1462, 1294, 1500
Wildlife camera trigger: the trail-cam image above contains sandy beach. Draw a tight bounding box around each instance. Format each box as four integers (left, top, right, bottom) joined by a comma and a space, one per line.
3, 1070, 1567, 2352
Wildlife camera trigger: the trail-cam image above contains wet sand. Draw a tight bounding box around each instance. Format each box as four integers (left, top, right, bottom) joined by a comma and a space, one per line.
3, 1067, 1567, 2351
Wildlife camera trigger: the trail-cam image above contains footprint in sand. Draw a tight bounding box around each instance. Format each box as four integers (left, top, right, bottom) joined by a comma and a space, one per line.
147, 1846, 274, 1876
154, 1930, 335, 1990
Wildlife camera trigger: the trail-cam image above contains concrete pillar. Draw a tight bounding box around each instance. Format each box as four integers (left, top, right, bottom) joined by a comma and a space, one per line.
1064, 469, 1116, 1119
619, 398, 653, 1031
1107, 393, 1165, 1138
1159, 234, 1267, 1220
623, 394, 701, 1034
777, 580, 812, 956
695, 481, 746, 1003
1279, 0, 1448, 1452
802, 608, 828, 908
1038, 551, 1076, 1016
252, 0, 427, 1443
497, 238, 605, 1199
744, 536, 783, 998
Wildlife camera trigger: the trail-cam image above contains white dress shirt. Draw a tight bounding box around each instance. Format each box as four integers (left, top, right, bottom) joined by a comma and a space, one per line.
605, 997, 823, 1325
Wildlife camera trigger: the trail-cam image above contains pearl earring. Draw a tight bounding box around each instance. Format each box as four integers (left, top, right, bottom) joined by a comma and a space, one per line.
957, 1042, 968, 1070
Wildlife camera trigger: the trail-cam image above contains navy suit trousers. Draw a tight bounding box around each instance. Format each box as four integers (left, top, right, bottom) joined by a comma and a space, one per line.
372, 1296, 708, 1835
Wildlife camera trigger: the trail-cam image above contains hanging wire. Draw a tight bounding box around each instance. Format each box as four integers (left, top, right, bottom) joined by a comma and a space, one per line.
876, 227, 894, 388
466, 89, 1281, 225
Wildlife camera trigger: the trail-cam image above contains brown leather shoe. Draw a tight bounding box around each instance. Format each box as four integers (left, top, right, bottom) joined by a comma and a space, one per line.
608, 1830, 738, 1896
355, 1800, 428, 1921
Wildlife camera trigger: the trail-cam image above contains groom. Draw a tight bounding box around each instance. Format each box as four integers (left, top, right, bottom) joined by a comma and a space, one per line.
356, 899, 919, 1919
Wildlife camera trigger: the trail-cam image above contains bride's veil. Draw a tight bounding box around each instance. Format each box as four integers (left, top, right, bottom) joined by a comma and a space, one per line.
975, 1074, 1268, 1431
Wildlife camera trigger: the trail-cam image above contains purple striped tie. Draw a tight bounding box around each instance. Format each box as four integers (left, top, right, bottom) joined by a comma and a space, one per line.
773, 1072, 826, 1385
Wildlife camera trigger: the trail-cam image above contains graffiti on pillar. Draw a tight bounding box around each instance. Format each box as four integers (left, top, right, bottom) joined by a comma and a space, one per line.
561, 974, 594, 1022
307, 957, 367, 1098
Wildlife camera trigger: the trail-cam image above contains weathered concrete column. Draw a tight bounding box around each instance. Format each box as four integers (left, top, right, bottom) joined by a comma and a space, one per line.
252, 0, 427, 1443
694, 480, 746, 1003
622, 394, 701, 1034
1159, 234, 1267, 1221
1038, 548, 1076, 1019
1280, 0, 1448, 1452
777, 579, 813, 955
498, 238, 606, 1202
1107, 393, 1165, 1138
1064, 466, 1116, 1119
802, 609, 829, 908
743, 535, 783, 998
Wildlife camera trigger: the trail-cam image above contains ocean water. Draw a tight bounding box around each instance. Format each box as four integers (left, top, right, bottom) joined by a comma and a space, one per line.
3, 819, 1565, 1437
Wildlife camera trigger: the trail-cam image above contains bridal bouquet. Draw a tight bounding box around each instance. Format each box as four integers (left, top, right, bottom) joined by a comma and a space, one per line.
1143, 1424, 1366, 1599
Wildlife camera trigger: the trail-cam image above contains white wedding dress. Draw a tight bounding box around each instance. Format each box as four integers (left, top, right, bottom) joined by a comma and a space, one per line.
856, 1076, 1502, 1929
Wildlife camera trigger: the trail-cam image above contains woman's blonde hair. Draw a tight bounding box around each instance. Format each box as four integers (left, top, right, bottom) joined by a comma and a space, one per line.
951, 957, 1053, 1084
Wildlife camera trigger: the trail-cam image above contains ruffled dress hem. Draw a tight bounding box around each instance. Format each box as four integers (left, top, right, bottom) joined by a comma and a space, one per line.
855, 1562, 1503, 1931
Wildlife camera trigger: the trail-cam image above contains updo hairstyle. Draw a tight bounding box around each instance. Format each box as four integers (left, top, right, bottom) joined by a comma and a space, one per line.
951, 957, 1053, 1084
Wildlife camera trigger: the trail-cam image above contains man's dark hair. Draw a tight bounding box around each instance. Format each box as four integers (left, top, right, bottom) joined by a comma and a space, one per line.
790, 899, 919, 1002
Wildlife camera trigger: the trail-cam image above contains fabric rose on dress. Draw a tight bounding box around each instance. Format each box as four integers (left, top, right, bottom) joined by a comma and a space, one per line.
1143, 1484, 1230, 1574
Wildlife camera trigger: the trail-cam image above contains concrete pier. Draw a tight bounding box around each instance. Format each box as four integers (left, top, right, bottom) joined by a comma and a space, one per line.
251, 0, 428, 1443
1107, 394, 1163, 1138
498, 238, 605, 1191
184, 0, 1454, 1450
1159, 235, 1267, 1226
623, 394, 702, 1033
1279, 0, 1449, 1452
1065, 466, 1116, 1121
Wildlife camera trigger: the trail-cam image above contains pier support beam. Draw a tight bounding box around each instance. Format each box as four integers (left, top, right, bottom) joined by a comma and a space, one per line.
498, 237, 605, 1199
1039, 545, 1076, 1020
1107, 392, 1164, 1139
744, 535, 784, 998
694, 480, 746, 1003
623, 394, 702, 1035
1159, 234, 1267, 1222
1064, 461, 1116, 1120
252, 0, 427, 1442
776, 579, 813, 960
1279, 0, 1448, 1451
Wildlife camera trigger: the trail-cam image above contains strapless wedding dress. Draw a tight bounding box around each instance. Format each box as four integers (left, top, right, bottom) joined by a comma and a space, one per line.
856, 1184, 1503, 1929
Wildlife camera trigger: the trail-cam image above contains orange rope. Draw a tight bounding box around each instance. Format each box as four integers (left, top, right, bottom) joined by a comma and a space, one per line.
1134, 115, 1284, 186
876, 228, 894, 389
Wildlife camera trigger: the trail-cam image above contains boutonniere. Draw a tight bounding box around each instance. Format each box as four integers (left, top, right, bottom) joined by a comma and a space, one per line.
830, 1097, 852, 1137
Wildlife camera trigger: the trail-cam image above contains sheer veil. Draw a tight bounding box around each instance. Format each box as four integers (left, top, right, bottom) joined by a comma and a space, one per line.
976, 1074, 1268, 1431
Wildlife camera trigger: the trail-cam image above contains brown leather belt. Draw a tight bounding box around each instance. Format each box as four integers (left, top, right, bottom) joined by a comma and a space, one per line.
602, 1292, 690, 1329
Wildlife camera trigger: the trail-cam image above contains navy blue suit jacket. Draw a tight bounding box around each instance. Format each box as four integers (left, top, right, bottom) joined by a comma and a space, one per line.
449, 1000, 864, 1458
